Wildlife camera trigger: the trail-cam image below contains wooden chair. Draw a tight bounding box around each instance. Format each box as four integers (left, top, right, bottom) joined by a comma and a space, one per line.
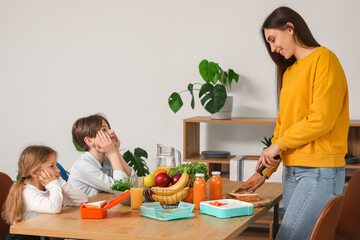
335, 170, 360, 240
0, 172, 14, 240
309, 193, 344, 240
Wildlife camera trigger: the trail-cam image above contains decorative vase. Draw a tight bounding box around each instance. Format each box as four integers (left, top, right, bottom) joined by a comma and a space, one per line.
211, 96, 233, 120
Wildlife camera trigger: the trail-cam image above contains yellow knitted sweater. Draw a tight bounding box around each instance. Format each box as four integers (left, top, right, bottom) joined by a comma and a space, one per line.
263, 47, 349, 178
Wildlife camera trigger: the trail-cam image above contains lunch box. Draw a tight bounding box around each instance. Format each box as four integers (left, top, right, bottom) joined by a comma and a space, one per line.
200, 199, 253, 218
80, 190, 130, 219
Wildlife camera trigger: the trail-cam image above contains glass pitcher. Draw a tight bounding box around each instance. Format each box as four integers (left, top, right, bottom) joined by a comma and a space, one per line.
156, 144, 181, 173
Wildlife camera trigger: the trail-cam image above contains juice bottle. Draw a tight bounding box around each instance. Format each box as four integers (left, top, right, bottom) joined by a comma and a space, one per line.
193, 173, 206, 210
210, 171, 222, 200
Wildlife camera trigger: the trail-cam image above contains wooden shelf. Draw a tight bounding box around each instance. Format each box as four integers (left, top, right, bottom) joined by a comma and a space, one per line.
185, 116, 276, 124
184, 155, 235, 164
183, 116, 360, 181
185, 116, 360, 126
345, 163, 360, 169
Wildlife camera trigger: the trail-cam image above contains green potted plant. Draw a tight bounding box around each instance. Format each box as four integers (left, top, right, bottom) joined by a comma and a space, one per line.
111, 177, 133, 206
261, 136, 273, 148
168, 59, 239, 119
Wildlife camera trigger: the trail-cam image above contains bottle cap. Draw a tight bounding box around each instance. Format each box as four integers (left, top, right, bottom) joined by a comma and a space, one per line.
212, 171, 221, 175
195, 173, 205, 177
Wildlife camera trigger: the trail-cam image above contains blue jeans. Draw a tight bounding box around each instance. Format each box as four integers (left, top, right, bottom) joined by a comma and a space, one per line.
276, 166, 345, 240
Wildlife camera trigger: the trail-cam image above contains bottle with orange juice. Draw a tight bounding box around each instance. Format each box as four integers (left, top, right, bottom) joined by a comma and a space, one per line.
210, 171, 222, 200
193, 173, 206, 210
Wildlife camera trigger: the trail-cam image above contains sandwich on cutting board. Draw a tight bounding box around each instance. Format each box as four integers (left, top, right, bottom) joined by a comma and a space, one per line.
84, 200, 107, 208
226, 192, 260, 202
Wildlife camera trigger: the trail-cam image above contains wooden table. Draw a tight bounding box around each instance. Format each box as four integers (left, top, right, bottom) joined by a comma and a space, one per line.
10, 180, 282, 240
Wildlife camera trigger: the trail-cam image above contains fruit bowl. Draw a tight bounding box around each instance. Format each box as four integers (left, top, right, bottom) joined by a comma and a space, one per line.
150, 188, 191, 206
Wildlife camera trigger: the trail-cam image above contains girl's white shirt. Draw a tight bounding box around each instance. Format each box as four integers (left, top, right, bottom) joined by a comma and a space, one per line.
22, 177, 88, 221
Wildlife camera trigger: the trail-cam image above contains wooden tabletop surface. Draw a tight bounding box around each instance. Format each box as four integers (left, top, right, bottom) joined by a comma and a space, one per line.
10, 180, 282, 240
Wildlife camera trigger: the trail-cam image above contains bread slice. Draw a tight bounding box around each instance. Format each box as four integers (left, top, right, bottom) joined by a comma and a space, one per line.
226, 193, 260, 202
84, 200, 107, 208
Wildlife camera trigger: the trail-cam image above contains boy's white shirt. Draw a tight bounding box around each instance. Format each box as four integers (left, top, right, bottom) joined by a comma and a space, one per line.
23, 177, 88, 221
68, 152, 135, 197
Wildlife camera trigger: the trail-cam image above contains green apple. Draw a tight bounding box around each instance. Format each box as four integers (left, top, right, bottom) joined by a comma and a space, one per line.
142, 174, 156, 188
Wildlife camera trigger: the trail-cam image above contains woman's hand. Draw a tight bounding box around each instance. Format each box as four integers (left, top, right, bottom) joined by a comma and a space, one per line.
95, 131, 117, 154
232, 172, 266, 194
256, 142, 282, 170
38, 169, 59, 187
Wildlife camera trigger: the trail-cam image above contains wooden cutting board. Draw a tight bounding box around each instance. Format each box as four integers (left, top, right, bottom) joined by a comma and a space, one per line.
249, 198, 272, 207
225, 192, 272, 208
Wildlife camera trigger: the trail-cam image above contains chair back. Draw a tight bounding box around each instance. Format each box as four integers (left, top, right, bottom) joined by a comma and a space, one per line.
309, 193, 344, 240
0, 172, 14, 239
335, 170, 360, 240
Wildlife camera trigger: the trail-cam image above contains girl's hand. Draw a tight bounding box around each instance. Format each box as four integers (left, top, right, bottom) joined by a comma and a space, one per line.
38, 169, 58, 187
256, 143, 281, 170
95, 131, 117, 154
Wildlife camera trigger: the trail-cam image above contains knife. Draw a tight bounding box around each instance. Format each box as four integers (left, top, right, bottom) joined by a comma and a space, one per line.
234, 155, 280, 193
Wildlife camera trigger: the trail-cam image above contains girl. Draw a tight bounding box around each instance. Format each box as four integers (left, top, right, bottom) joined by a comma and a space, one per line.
237, 6, 348, 240
2, 145, 88, 240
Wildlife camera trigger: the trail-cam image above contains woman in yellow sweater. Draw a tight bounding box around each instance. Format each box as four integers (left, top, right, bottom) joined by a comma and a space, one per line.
244, 6, 349, 239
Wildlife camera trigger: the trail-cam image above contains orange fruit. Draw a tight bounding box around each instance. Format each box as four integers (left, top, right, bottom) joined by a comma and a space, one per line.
153, 168, 167, 176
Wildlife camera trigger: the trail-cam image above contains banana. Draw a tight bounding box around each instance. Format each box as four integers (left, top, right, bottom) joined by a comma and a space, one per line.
151, 167, 189, 196
152, 187, 190, 204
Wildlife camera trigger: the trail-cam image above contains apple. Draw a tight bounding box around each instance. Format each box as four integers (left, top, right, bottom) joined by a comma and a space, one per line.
155, 172, 171, 187
171, 173, 182, 184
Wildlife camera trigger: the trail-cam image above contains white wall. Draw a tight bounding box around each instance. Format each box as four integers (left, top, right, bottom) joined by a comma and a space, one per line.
1, 0, 359, 180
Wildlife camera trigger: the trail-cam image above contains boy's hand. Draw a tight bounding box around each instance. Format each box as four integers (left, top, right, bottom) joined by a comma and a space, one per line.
112, 132, 120, 150
95, 131, 117, 154
38, 169, 59, 187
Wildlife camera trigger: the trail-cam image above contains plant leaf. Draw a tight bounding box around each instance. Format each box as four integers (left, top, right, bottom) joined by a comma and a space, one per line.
168, 92, 183, 113
199, 60, 218, 83
199, 83, 227, 114
209, 62, 219, 84
73, 139, 85, 152
188, 83, 195, 109
123, 149, 150, 177
134, 147, 148, 159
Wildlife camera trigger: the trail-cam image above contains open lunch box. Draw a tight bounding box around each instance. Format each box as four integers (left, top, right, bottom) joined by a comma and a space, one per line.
200, 199, 254, 219
80, 190, 130, 219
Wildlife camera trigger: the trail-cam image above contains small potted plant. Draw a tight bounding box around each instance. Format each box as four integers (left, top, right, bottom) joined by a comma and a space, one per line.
168, 59, 239, 119
110, 177, 133, 206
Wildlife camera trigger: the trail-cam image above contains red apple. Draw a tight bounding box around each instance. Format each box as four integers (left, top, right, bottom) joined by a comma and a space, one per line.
155, 172, 171, 187
171, 173, 182, 184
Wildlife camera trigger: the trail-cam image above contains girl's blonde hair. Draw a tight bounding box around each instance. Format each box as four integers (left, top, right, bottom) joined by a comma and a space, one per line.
2, 145, 56, 225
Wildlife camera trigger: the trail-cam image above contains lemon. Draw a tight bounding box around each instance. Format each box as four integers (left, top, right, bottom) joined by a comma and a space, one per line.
143, 174, 156, 188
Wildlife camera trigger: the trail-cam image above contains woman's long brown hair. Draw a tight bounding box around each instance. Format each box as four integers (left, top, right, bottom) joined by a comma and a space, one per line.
2, 146, 56, 225
261, 6, 320, 104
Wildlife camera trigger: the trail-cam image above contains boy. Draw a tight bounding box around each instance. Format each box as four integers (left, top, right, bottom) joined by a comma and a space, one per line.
68, 114, 135, 196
